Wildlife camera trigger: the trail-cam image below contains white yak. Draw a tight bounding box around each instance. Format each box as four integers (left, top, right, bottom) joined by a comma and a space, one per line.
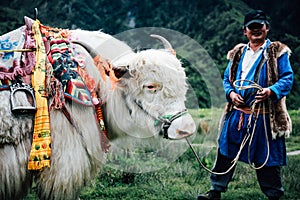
0, 24, 196, 200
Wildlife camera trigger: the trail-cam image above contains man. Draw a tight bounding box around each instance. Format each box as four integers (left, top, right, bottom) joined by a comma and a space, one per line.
198, 10, 294, 200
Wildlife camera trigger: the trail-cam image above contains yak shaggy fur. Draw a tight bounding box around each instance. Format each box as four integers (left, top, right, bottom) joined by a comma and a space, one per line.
0, 90, 104, 199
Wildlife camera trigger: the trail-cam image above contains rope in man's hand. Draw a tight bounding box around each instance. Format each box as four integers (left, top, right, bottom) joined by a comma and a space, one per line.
233, 79, 273, 104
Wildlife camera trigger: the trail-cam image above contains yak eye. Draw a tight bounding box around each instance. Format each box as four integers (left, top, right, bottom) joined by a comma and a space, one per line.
143, 83, 161, 93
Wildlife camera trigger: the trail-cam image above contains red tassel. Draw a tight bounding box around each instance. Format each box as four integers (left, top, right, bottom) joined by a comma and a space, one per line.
94, 98, 110, 153
237, 112, 244, 131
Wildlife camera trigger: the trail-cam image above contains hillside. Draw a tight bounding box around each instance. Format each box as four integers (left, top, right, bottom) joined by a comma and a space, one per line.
0, 0, 299, 109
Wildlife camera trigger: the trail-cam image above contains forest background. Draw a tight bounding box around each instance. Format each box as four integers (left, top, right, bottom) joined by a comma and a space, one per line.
0, 0, 299, 109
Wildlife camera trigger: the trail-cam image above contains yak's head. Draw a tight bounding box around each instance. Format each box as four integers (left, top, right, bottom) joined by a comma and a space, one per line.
73, 35, 196, 140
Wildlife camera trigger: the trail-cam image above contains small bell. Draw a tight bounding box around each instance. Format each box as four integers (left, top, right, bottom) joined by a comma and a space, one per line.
10, 82, 36, 114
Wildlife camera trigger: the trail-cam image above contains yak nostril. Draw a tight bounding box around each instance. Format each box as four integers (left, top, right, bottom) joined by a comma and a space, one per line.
176, 130, 190, 136
174, 129, 194, 139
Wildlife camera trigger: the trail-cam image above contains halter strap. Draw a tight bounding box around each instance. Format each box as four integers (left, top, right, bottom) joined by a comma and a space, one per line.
156, 109, 188, 139
134, 99, 188, 139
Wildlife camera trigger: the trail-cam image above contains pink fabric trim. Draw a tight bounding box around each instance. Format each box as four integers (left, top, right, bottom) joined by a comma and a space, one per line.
22, 17, 36, 75
0, 17, 36, 81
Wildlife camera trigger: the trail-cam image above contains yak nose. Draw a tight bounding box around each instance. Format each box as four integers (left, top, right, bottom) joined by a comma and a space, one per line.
167, 115, 196, 140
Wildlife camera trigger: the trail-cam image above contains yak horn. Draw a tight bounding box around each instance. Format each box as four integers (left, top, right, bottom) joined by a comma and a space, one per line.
150, 34, 172, 49
71, 40, 98, 58
150, 34, 175, 55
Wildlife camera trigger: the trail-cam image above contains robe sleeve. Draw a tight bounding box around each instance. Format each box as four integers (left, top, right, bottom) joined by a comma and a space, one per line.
223, 61, 235, 102
269, 53, 294, 100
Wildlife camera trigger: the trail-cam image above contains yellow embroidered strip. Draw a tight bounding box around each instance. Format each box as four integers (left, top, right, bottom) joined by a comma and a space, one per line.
28, 20, 51, 170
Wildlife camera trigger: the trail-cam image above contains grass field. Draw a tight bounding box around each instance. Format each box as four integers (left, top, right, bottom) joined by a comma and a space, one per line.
78, 155, 300, 200
26, 109, 300, 199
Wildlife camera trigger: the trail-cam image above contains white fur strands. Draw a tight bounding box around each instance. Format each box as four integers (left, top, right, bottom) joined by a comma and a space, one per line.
34, 102, 105, 200
129, 49, 187, 100
104, 49, 190, 139
0, 91, 34, 200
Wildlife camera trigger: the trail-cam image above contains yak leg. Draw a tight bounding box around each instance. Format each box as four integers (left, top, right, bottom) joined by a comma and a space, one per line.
35, 103, 104, 200
0, 91, 34, 200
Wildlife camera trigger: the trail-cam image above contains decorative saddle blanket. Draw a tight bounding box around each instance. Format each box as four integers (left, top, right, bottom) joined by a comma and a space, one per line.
0, 16, 109, 170
0, 17, 93, 105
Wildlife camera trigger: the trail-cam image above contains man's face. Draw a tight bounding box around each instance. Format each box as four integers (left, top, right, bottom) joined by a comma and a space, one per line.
244, 23, 269, 43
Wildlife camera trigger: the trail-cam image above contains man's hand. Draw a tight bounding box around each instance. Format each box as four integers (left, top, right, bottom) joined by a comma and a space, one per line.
255, 88, 273, 103
230, 91, 245, 107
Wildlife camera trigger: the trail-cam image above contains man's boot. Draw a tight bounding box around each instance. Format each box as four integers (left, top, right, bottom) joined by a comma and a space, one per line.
197, 190, 221, 200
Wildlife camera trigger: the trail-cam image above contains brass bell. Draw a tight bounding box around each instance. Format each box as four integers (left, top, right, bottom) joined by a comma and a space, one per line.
10, 82, 37, 114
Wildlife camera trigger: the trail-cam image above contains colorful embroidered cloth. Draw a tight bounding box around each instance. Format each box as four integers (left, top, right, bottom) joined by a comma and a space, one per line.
40, 26, 93, 106
28, 20, 51, 170
0, 18, 111, 169
0, 26, 25, 82
0, 17, 36, 87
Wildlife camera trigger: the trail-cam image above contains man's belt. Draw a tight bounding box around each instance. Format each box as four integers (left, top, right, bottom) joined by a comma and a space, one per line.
233, 105, 269, 115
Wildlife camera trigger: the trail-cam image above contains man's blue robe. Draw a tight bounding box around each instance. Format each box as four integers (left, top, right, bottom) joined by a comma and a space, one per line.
220, 39, 294, 166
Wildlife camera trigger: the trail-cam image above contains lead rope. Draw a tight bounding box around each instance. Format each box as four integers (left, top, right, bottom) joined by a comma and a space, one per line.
247, 101, 270, 170
234, 80, 270, 170
186, 79, 270, 175
185, 126, 252, 175
185, 137, 240, 175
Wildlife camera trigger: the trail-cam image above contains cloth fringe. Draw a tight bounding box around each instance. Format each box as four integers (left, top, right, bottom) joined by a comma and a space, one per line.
41, 27, 93, 106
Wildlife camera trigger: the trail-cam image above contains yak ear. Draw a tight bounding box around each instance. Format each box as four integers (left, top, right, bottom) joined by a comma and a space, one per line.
112, 65, 130, 79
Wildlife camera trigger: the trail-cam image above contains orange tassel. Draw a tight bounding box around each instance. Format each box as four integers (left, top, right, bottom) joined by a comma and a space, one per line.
93, 55, 119, 89
237, 112, 244, 131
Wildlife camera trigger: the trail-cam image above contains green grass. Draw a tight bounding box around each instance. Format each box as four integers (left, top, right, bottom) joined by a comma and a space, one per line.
79, 153, 300, 200
286, 110, 300, 153
26, 109, 300, 200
